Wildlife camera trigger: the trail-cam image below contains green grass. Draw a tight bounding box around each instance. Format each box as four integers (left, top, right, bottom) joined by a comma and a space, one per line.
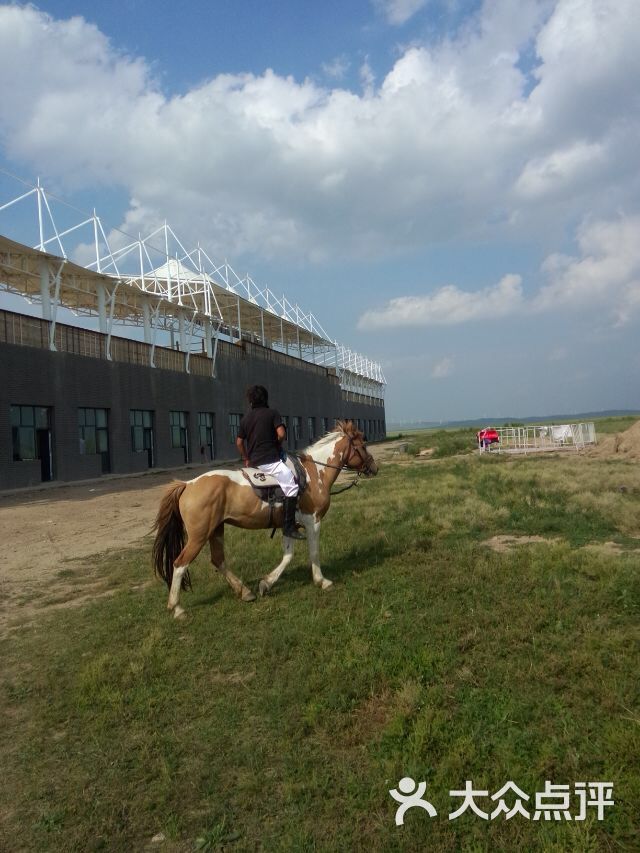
592, 414, 640, 434
1, 451, 639, 852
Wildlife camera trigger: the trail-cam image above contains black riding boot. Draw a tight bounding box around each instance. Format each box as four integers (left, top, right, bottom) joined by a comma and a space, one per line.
283, 496, 305, 539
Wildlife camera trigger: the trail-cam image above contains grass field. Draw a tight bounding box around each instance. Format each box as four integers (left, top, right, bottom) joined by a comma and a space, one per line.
2, 439, 640, 851
387, 414, 640, 458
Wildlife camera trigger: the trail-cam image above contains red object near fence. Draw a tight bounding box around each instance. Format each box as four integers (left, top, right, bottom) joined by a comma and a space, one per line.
477, 428, 499, 446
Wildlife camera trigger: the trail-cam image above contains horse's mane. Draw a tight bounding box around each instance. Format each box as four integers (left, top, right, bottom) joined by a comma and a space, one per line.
303, 419, 362, 455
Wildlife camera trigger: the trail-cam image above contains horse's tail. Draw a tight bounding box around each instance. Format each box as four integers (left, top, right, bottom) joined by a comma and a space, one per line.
152, 481, 192, 592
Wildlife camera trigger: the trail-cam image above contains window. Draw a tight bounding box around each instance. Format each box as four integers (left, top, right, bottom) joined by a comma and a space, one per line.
321, 417, 329, 435
229, 413, 242, 442
292, 416, 302, 442
130, 409, 154, 453
169, 411, 188, 449
11, 405, 49, 461
198, 412, 215, 461
169, 411, 190, 462
307, 417, 316, 443
78, 408, 108, 456
281, 414, 289, 433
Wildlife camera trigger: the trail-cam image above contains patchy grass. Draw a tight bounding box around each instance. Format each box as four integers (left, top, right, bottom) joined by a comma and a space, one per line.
592, 414, 640, 434
389, 414, 640, 459
1, 452, 639, 851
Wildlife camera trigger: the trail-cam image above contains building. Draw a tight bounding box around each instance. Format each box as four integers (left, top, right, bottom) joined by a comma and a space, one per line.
0, 183, 386, 489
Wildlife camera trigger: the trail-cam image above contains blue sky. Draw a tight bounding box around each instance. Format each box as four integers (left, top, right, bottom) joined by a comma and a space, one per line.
0, 0, 639, 421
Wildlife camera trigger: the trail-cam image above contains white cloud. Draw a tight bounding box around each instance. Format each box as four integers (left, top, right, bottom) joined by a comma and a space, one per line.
359, 58, 375, 93
0, 2, 638, 264
322, 55, 350, 80
431, 356, 454, 378
358, 274, 524, 328
373, 0, 429, 26
514, 141, 607, 200
358, 214, 640, 330
535, 215, 640, 325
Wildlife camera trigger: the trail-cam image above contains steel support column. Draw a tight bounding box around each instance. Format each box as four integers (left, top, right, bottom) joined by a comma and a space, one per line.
142, 301, 151, 344
96, 282, 107, 334
39, 259, 51, 321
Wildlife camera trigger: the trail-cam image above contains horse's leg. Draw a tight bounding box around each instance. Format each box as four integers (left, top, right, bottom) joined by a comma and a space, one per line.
167, 531, 208, 619
258, 536, 295, 597
209, 524, 256, 602
303, 516, 332, 590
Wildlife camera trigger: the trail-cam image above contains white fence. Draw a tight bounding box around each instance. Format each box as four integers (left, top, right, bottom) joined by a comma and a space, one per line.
479, 423, 597, 454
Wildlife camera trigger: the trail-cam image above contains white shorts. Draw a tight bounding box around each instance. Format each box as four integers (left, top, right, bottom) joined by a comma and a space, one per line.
257, 460, 299, 497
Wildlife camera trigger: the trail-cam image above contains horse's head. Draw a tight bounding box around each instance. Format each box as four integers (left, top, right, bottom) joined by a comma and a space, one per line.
336, 420, 378, 477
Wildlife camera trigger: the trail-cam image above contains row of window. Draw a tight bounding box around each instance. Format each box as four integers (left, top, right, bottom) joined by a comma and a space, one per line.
229, 415, 384, 444
9, 404, 385, 481
10, 405, 218, 471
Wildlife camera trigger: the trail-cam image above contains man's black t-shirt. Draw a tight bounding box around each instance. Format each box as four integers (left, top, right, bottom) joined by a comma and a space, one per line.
238, 406, 284, 466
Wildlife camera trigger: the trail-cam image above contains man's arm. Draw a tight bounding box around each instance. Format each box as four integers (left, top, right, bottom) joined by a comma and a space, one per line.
236, 436, 249, 466
275, 424, 287, 461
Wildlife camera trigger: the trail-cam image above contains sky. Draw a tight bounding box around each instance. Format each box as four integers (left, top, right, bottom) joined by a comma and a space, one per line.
0, 0, 639, 422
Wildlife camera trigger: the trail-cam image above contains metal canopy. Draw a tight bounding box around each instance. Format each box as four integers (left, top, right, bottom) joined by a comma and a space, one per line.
0, 177, 386, 395
0, 233, 164, 324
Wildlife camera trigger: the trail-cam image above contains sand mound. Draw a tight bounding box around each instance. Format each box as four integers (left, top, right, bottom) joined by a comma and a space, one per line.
589, 419, 640, 460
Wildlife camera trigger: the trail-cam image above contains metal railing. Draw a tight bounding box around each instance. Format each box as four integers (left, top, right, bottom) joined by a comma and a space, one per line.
479, 423, 597, 454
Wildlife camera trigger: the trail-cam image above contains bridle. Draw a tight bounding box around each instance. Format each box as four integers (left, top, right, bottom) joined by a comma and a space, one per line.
341, 435, 375, 475
294, 433, 375, 494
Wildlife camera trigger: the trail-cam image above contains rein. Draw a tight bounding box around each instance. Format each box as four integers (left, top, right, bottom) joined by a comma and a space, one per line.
329, 473, 362, 496
293, 454, 343, 471
293, 435, 372, 496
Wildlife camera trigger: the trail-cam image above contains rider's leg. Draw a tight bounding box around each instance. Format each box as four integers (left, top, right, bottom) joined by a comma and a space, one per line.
282, 494, 305, 539
258, 461, 305, 539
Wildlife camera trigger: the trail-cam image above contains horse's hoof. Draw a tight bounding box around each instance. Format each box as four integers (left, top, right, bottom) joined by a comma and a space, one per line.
258, 580, 271, 597
241, 588, 257, 603
316, 578, 333, 591
173, 605, 187, 620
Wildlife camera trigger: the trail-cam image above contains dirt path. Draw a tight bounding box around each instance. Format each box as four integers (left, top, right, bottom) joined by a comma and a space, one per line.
0, 465, 210, 631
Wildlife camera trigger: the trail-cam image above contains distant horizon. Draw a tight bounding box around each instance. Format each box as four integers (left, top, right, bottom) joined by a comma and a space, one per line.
387, 409, 640, 429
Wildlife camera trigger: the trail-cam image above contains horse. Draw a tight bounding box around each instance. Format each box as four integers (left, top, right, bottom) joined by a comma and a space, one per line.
152, 420, 378, 618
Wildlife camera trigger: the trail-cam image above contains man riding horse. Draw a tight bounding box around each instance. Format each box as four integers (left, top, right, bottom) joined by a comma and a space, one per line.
235, 385, 305, 540
153, 414, 377, 617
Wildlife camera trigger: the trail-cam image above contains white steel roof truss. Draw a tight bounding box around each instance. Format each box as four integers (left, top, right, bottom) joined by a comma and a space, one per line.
0, 177, 385, 391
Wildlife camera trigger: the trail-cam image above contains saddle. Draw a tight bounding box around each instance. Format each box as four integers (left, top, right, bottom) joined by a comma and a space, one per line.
241, 453, 308, 505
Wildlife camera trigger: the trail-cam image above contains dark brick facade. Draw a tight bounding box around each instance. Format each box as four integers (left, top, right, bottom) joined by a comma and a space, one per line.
0, 329, 385, 490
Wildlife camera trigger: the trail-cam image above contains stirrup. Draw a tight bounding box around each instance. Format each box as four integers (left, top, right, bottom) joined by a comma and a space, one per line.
283, 525, 305, 540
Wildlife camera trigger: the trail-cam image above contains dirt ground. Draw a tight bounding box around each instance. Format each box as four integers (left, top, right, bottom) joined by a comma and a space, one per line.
0, 465, 191, 632
0, 440, 405, 632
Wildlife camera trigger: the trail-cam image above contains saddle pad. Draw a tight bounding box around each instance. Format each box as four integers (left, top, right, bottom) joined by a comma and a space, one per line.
242, 467, 280, 488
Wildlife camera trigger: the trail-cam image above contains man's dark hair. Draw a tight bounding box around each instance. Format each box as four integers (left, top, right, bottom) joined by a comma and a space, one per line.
247, 385, 269, 408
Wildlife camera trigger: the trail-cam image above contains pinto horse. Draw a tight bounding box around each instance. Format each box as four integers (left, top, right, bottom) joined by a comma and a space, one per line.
152, 420, 377, 617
